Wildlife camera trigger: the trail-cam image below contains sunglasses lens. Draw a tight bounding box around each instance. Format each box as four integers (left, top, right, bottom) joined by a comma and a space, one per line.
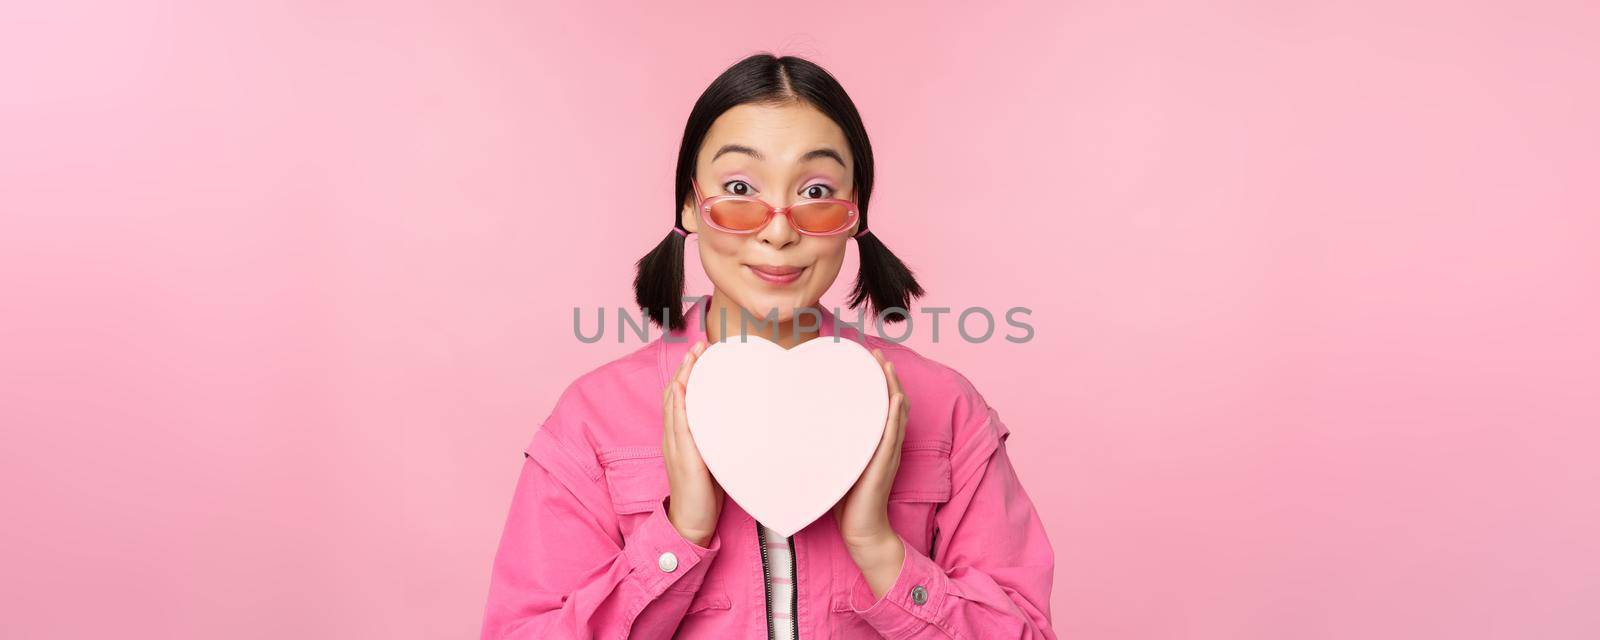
707, 200, 769, 231
789, 201, 851, 234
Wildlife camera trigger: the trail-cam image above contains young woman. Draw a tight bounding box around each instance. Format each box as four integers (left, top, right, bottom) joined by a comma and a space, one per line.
481, 53, 1057, 639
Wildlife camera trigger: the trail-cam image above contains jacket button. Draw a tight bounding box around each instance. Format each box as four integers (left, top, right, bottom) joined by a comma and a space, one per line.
910, 585, 928, 605
658, 551, 678, 573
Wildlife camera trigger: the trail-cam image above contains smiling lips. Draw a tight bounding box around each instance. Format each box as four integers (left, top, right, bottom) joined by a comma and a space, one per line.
747, 264, 805, 285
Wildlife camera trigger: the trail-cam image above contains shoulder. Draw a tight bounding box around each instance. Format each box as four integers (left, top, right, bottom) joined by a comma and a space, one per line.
856, 335, 1009, 469
526, 339, 669, 468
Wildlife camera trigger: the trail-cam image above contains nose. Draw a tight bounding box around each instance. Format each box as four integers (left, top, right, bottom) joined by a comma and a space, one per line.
756, 203, 801, 249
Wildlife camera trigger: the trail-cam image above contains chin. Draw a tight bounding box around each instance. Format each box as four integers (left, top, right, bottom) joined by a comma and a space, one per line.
738, 294, 810, 323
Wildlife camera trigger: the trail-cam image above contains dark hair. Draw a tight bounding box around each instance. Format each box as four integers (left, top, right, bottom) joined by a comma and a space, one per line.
634, 53, 925, 332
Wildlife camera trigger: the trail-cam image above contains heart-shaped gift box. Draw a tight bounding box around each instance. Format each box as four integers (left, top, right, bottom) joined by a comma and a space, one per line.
685, 337, 889, 537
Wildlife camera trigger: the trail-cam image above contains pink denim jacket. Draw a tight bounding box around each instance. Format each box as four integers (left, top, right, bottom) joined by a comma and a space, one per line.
481, 296, 1057, 638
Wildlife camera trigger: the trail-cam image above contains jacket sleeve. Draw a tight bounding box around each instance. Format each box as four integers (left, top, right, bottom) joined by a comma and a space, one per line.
846, 384, 1058, 639
480, 424, 724, 639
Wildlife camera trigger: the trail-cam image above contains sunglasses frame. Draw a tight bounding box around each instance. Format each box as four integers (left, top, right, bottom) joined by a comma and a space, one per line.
691, 178, 860, 237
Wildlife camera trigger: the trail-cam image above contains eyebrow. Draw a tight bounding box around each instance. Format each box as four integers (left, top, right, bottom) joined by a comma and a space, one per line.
711, 144, 847, 168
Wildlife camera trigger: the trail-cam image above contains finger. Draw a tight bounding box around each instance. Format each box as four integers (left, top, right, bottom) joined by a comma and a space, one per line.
892, 396, 907, 467
666, 358, 692, 448
674, 346, 696, 387
886, 392, 903, 442
674, 380, 702, 462
674, 341, 709, 441
885, 360, 902, 403
859, 392, 902, 488
890, 365, 906, 423
675, 342, 706, 391
884, 360, 906, 429
672, 379, 688, 438
662, 382, 676, 460
864, 392, 902, 492
667, 375, 694, 465
661, 370, 674, 412
889, 391, 907, 457
873, 394, 906, 491
885, 393, 903, 448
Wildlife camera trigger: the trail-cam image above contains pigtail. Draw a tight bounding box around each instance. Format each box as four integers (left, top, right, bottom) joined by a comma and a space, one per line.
848, 231, 924, 324
633, 227, 688, 332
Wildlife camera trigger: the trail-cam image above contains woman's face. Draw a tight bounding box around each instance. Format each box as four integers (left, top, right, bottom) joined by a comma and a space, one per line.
680, 101, 859, 325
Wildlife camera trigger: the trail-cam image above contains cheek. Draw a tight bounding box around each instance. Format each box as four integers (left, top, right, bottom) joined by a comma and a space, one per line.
697, 235, 746, 275
809, 243, 848, 278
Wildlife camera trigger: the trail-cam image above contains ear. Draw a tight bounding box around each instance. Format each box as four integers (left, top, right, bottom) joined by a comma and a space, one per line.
681, 197, 699, 234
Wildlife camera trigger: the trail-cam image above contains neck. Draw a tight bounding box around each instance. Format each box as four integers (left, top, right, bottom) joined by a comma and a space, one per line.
702, 289, 821, 350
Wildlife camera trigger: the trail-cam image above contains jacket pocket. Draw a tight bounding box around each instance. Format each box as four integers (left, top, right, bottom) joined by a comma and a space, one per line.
686, 591, 731, 614
675, 589, 735, 637
888, 440, 953, 502
599, 446, 733, 620
598, 446, 669, 516
886, 441, 953, 563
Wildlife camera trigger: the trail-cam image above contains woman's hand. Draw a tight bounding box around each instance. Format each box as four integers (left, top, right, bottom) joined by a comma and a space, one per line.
662, 340, 723, 547
831, 348, 910, 598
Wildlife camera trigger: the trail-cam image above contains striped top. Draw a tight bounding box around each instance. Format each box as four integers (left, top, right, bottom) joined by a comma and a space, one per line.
760, 522, 796, 640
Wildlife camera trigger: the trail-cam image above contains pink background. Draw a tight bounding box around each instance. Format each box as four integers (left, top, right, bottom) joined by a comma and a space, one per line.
4, 1, 1598, 638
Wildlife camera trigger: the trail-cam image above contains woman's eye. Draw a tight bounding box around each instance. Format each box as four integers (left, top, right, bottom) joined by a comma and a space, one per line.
802, 184, 833, 199
723, 180, 754, 196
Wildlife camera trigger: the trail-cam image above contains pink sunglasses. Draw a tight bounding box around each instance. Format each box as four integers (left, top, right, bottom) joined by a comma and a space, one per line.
691, 179, 860, 237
